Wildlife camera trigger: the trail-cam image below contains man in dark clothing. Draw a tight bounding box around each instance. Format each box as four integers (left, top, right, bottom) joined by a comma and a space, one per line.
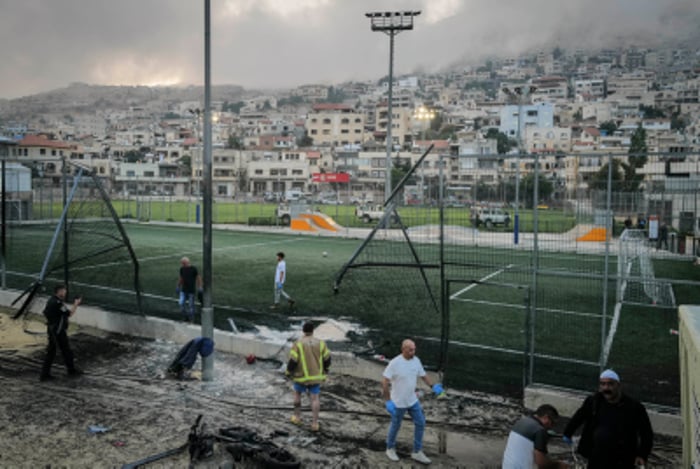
563, 369, 653, 468
40, 284, 83, 381
178, 256, 202, 322
167, 337, 214, 380
657, 223, 668, 250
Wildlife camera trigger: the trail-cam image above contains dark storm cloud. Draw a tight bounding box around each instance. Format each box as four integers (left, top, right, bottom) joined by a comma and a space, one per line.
0, 0, 698, 99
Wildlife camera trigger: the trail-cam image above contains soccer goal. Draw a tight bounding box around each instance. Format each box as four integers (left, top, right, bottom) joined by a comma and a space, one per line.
616, 228, 675, 307
12, 163, 143, 318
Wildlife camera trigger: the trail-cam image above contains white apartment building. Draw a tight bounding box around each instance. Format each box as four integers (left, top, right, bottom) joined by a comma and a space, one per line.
573, 79, 606, 100
305, 103, 365, 147
499, 103, 555, 141
113, 161, 189, 197
532, 76, 569, 102
524, 126, 572, 153
246, 150, 311, 195
375, 105, 413, 147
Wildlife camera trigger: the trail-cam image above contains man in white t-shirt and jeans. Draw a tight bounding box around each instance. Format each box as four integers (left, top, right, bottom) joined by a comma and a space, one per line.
271, 252, 295, 310
382, 338, 445, 465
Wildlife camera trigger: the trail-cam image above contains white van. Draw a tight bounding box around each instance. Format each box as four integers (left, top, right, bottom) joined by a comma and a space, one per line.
284, 190, 304, 201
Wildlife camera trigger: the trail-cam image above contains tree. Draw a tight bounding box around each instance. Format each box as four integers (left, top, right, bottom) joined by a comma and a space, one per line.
639, 105, 665, 119
227, 135, 244, 150
178, 155, 192, 176
599, 120, 618, 135
221, 101, 245, 114
124, 150, 144, 163
485, 128, 516, 154
520, 173, 554, 208
628, 123, 648, 169
297, 134, 313, 147
590, 158, 643, 192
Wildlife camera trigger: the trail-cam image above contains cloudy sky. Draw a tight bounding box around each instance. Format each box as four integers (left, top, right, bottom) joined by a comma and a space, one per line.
0, 0, 698, 99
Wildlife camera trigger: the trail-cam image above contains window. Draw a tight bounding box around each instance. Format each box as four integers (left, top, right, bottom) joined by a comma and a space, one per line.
218, 185, 227, 195
40, 148, 46, 155
126, 170, 136, 177
144, 171, 155, 177
323, 118, 331, 124
341, 118, 350, 124
255, 169, 263, 175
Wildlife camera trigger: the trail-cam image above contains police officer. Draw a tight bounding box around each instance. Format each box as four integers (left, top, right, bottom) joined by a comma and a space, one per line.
40, 284, 83, 381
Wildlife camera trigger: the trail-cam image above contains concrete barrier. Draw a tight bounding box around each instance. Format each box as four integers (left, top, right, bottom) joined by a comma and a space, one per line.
524, 384, 681, 437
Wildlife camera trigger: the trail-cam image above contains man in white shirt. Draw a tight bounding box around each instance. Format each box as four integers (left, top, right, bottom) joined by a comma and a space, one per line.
382, 339, 444, 465
271, 251, 294, 310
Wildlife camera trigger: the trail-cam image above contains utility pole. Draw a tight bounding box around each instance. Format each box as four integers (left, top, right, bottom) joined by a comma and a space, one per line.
365, 10, 420, 203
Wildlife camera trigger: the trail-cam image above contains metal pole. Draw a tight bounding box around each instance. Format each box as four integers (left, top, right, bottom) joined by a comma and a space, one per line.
599, 153, 613, 370
528, 154, 540, 384
1, 158, 6, 289
514, 98, 521, 245
201, 0, 214, 381
384, 31, 395, 203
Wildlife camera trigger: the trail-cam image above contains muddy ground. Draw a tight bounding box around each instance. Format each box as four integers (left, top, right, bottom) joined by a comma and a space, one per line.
0, 311, 681, 468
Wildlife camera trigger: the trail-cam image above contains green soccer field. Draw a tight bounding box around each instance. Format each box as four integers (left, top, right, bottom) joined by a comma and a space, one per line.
5, 221, 697, 405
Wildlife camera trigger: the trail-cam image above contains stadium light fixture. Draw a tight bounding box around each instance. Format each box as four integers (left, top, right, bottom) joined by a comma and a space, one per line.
365, 10, 421, 203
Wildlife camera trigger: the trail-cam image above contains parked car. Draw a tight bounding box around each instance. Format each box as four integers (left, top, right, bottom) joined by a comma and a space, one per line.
470, 206, 511, 228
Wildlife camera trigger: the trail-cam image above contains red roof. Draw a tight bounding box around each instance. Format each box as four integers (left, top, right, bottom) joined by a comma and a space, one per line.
306, 151, 321, 159
312, 103, 352, 112
19, 134, 73, 149
584, 127, 601, 137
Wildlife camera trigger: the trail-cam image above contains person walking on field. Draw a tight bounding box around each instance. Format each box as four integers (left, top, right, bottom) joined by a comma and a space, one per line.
272, 251, 294, 310
502, 404, 569, 469
40, 284, 84, 381
178, 256, 202, 322
563, 369, 653, 469
286, 321, 331, 432
382, 338, 445, 465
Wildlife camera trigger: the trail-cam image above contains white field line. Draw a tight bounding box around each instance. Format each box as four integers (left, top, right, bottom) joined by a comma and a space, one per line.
602, 301, 623, 366
65, 237, 306, 273
449, 264, 514, 300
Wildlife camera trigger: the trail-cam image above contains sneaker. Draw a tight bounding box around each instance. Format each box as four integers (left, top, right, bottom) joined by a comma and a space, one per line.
385, 448, 399, 462
39, 374, 55, 382
270, 304, 279, 310
288, 299, 295, 308
290, 415, 302, 426
310, 422, 319, 432
411, 451, 431, 465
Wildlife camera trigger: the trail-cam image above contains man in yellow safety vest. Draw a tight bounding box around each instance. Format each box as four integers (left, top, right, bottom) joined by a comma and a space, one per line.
286, 321, 331, 432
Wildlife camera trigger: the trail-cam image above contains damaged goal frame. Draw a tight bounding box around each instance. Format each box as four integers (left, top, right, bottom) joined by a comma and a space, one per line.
11, 161, 143, 319
333, 144, 453, 370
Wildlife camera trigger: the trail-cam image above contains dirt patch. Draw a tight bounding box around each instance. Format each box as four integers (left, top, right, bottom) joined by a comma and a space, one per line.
0, 311, 681, 468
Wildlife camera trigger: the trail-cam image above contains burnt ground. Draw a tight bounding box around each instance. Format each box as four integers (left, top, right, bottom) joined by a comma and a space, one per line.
0, 312, 681, 468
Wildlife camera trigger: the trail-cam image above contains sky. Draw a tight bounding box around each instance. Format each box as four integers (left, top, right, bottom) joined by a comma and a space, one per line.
0, 0, 698, 99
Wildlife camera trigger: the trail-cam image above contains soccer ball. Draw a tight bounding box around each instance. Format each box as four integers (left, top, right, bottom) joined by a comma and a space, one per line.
322, 251, 328, 257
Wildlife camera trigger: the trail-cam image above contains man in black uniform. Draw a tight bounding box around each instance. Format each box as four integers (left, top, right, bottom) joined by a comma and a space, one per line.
563, 369, 653, 468
178, 256, 202, 322
40, 284, 83, 381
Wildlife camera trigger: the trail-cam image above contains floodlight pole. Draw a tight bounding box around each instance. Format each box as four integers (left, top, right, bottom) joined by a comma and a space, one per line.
365, 10, 420, 202
503, 85, 536, 245
201, 0, 214, 381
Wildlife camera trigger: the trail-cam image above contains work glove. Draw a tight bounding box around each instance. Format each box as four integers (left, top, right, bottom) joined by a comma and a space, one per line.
432, 383, 446, 398
385, 400, 396, 416
276, 282, 283, 290
562, 435, 573, 446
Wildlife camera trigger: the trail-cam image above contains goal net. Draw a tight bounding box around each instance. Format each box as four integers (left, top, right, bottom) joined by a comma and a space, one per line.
11, 163, 143, 318
616, 229, 675, 307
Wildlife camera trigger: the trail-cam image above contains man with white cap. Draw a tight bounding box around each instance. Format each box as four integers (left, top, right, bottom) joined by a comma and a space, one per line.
563, 369, 653, 468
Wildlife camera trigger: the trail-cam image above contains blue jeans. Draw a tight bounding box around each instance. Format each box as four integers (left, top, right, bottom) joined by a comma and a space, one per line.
386, 401, 425, 452
179, 291, 195, 319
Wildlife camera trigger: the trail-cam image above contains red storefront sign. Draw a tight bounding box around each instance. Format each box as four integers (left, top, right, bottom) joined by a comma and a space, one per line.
312, 172, 350, 183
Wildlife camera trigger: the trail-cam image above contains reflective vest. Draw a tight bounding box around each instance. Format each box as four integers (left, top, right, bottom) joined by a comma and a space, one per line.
289, 336, 330, 385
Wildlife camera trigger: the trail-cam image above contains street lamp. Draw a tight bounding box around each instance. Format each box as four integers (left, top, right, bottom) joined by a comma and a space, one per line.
413, 105, 435, 204
502, 85, 536, 245
365, 10, 420, 203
